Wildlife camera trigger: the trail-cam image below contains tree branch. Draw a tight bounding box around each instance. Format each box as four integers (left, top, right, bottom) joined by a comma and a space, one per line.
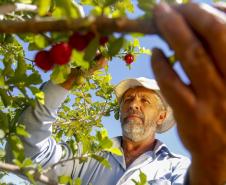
0, 161, 58, 185
0, 16, 157, 34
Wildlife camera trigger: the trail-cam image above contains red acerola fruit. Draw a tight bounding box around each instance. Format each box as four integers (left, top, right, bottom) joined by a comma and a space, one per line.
69, 31, 95, 51
50, 43, 72, 65
35, 50, 54, 71
69, 32, 88, 51
124, 53, 134, 65
99, 36, 109, 46
85, 31, 95, 43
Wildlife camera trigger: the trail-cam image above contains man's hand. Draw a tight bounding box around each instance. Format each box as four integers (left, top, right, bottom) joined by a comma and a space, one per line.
60, 54, 108, 90
151, 3, 226, 185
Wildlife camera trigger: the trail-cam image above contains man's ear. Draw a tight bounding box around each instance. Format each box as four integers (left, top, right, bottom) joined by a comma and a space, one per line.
156, 111, 167, 126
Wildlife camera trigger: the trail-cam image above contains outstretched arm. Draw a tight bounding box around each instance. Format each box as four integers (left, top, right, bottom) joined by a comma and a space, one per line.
152, 3, 226, 185
6, 54, 108, 178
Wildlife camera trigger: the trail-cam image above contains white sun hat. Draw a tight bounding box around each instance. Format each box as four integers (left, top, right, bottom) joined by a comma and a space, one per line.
114, 77, 175, 133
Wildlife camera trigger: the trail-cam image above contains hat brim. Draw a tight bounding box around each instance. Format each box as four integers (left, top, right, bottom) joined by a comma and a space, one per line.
114, 78, 175, 133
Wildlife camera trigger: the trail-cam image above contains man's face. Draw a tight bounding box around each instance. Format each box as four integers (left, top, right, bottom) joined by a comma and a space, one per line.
120, 86, 162, 142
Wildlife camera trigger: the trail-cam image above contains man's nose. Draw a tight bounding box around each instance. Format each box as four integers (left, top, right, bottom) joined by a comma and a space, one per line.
129, 98, 140, 110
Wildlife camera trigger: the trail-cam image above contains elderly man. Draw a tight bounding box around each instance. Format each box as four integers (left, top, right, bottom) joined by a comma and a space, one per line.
6, 75, 190, 184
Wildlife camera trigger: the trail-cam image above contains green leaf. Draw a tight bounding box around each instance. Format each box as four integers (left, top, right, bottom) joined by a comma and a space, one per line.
9, 134, 25, 161
73, 178, 82, 185
0, 75, 6, 88
51, 65, 71, 84
84, 37, 99, 61
0, 129, 5, 139
140, 47, 151, 55
35, 91, 45, 105
53, 0, 83, 18
15, 54, 26, 79
22, 158, 33, 167
108, 37, 124, 57
138, 0, 156, 12
18, 0, 32, 3
0, 89, 11, 107
71, 50, 90, 70
100, 138, 112, 149
34, 34, 48, 49
0, 110, 9, 133
100, 128, 108, 139
114, 111, 119, 120
115, 0, 134, 13
105, 147, 122, 156
26, 72, 42, 85
38, 0, 51, 16
59, 175, 71, 184
139, 171, 147, 184
80, 0, 96, 6
16, 124, 31, 138
91, 154, 111, 169
133, 39, 140, 47
0, 149, 5, 158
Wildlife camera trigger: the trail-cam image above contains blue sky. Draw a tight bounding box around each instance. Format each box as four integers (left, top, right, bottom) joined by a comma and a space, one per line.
2, 0, 214, 183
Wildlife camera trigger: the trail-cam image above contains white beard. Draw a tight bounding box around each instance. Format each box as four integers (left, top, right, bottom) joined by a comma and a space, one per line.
122, 119, 156, 142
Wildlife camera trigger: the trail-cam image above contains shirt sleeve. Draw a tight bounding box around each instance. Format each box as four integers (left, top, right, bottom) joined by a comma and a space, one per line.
6, 81, 75, 179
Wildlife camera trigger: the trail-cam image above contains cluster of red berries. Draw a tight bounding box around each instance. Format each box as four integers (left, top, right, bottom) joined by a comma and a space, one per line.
34, 31, 109, 71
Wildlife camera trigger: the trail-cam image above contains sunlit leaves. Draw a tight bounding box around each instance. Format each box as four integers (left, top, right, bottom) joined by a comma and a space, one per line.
84, 37, 99, 61
108, 37, 125, 57
59, 176, 82, 185
52, 0, 83, 18
71, 50, 90, 70
91, 154, 111, 169
132, 171, 148, 185
138, 0, 156, 12
50, 65, 71, 84
37, 0, 51, 16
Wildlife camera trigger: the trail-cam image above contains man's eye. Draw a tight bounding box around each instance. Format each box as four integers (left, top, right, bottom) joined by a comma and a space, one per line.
142, 99, 150, 104
124, 98, 131, 102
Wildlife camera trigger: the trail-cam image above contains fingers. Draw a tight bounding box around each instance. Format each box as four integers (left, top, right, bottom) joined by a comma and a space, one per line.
153, 3, 223, 99
177, 3, 226, 82
151, 48, 195, 114
89, 56, 108, 74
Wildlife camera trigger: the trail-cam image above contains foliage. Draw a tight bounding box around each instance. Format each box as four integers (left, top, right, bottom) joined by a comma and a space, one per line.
0, 0, 191, 184
132, 170, 148, 185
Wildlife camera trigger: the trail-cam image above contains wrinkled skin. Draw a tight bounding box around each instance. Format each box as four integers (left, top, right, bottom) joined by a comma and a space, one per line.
120, 87, 164, 142
151, 3, 226, 185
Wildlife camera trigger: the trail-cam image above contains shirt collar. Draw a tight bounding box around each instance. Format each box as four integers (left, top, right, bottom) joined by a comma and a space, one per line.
111, 136, 180, 159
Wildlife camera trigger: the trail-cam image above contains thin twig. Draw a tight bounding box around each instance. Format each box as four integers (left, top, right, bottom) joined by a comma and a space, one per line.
0, 161, 58, 185
50, 155, 88, 170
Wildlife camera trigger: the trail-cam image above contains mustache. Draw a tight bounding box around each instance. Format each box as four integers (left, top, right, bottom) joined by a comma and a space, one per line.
122, 110, 144, 120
